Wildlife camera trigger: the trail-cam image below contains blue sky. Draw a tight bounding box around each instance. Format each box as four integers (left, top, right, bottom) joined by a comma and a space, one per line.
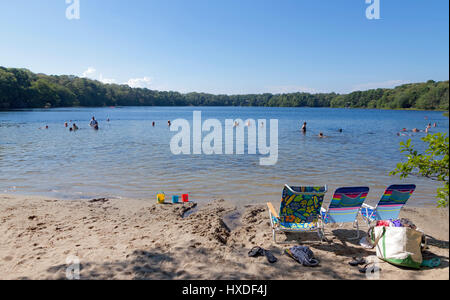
0, 0, 448, 94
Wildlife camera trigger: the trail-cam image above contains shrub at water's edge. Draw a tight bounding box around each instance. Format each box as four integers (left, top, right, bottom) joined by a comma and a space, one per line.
0, 66, 448, 110
391, 133, 449, 208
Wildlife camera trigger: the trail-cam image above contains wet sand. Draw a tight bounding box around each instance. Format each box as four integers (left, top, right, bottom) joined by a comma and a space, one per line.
0, 194, 448, 280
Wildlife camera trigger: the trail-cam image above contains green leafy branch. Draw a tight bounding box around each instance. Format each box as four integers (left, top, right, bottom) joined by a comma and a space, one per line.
390, 133, 449, 207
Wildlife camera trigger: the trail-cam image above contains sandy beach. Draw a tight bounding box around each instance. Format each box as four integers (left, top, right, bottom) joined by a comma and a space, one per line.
0, 194, 448, 280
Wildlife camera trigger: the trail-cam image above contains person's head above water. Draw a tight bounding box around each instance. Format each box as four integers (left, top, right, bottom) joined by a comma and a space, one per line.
319, 132, 324, 138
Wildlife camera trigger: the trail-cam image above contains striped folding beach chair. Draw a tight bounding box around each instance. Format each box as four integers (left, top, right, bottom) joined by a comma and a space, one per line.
320, 187, 370, 240
360, 184, 416, 226
267, 185, 328, 244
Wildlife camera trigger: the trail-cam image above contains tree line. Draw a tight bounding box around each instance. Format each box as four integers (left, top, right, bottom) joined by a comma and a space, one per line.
0, 67, 448, 110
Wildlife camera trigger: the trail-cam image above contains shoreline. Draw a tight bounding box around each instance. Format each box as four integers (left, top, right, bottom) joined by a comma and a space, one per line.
1, 105, 448, 112
0, 194, 448, 280
0, 191, 443, 209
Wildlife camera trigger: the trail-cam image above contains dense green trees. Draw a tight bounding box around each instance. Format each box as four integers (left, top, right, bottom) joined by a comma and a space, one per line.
330, 80, 449, 110
0, 66, 448, 110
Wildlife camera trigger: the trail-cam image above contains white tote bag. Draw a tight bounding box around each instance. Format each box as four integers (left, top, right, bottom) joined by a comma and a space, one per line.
370, 226, 424, 269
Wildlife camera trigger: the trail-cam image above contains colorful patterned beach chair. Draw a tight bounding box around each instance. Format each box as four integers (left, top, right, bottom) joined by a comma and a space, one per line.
360, 184, 416, 226
320, 187, 370, 240
267, 185, 328, 244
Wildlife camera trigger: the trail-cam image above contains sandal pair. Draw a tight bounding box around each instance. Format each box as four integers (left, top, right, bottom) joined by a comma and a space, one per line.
248, 247, 278, 264
349, 257, 381, 274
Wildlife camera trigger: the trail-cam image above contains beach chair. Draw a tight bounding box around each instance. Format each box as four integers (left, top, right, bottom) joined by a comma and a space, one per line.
360, 184, 416, 226
267, 185, 328, 244
320, 187, 370, 240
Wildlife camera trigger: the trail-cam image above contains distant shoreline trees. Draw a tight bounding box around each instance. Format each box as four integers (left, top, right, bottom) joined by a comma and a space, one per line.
0, 67, 448, 111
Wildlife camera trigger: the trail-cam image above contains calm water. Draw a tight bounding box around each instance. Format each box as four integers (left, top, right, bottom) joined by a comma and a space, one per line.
0, 107, 448, 207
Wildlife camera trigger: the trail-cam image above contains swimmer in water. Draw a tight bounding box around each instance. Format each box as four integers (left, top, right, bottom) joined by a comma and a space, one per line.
152, 121, 155, 127
433, 123, 437, 128
301, 122, 307, 133
89, 117, 98, 128
318, 132, 325, 138
72, 123, 79, 131
168, 120, 171, 127
64, 122, 68, 128
412, 128, 419, 133
338, 129, 343, 133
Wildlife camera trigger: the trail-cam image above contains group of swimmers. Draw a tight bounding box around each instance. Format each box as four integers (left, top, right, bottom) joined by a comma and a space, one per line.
397, 122, 437, 136
165, 120, 260, 128
62, 116, 107, 132
301, 120, 438, 138
65, 121, 79, 131
301, 122, 343, 138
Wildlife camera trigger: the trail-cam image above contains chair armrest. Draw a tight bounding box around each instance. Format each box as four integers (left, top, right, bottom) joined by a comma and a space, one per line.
362, 203, 375, 210
267, 202, 279, 219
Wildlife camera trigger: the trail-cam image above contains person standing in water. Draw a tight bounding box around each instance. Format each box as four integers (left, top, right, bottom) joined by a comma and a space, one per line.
90, 117, 99, 130
90, 117, 98, 127
168, 120, 171, 127
152, 121, 156, 127
301, 122, 307, 133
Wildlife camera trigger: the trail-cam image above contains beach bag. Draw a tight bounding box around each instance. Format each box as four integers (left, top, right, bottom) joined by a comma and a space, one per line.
370, 226, 424, 269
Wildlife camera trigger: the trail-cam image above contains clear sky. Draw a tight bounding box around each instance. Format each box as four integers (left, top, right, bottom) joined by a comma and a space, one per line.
0, 0, 448, 94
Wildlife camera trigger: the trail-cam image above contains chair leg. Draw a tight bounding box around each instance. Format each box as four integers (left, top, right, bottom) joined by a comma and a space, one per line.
272, 229, 278, 244
349, 220, 360, 240
361, 215, 371, 228
317, 230, 324, 242
320, 222, 325, 241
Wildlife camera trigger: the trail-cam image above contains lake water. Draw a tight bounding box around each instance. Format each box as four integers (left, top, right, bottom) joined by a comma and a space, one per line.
0, 107, 448, 207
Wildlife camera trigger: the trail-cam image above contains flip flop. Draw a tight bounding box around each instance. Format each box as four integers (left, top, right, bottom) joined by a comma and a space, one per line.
349, 257, 367, 266
248, 247, 264, 258
421, 258, 441, 268
358, 263, 381, 274
263, 249, 278, 264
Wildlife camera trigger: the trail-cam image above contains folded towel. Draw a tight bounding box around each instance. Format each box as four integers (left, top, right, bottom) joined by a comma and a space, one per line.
286, 246, 319, 267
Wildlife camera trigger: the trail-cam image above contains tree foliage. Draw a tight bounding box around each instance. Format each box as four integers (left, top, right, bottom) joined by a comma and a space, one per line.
0, 66, 448, 110
391, 133, 449, 207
